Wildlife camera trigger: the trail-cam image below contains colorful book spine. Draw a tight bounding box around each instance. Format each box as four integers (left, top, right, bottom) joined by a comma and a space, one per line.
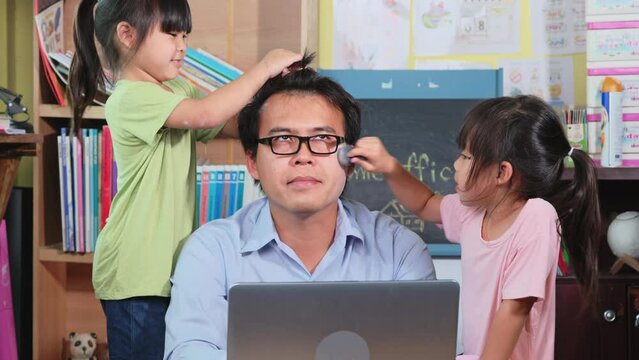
63, 129, 75, 252
200, 166, 210, 226
195, 166, 202, 226
213, 169, 225, 219
72, 135, 84, 252
186, 48, 241, 83
83, 129, 91, 252
101, 126, 112, 229
207, 167, 216, 222
56, 135, 67, 251
236, 168, 246, 212
92, 129, 99, 250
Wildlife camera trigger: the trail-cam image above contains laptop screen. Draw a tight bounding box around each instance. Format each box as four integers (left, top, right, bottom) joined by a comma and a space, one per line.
227, 280, 459, 360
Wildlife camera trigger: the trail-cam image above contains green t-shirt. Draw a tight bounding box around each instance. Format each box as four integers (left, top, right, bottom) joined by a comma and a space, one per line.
93, 78, 223, 300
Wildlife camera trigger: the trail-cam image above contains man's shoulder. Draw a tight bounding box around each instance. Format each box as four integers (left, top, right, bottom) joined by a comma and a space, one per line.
187, 198, 266, 248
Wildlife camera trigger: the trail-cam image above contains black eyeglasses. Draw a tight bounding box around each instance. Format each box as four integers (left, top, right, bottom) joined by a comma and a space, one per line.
257, 134, 345, 155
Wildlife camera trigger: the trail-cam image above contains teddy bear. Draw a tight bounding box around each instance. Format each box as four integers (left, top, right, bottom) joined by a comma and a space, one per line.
68, 332, 97, 360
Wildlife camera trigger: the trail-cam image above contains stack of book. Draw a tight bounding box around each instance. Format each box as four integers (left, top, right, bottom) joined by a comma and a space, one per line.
0, 114, 26, 135
36, 1, 243, 104
57, 127, 117, 253
196, 165, 263, 226
586, 0, 639, 166
57, 130, 262, 251
41, 46, 241, 104
180, 48, 243, 94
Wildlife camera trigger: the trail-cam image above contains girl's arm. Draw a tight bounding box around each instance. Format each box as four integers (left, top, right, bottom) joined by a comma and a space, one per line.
218, 114, 239, 138
480, 297, 536, 360
165, 49, 302, 129
349, 137, 443, 223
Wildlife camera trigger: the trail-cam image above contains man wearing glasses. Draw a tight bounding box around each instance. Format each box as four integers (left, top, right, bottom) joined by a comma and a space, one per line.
164, 54, 436, 359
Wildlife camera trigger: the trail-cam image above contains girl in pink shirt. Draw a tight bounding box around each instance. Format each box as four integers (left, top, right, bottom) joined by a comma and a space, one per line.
349, 95, 601, 360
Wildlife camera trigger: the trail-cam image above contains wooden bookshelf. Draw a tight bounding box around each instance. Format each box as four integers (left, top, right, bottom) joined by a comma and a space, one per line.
32, 1, 318, 358
38, 244, 94, 264
562, 167, 639, 180
39, 104, 105, 119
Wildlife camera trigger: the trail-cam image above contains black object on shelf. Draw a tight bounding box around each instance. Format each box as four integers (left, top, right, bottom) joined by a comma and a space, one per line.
0, 86, 33, 133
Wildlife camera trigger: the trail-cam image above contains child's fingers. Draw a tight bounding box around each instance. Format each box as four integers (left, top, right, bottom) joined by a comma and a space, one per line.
262, 50, 303, 78
349, 140, 388, 162
350, 157, 376, 172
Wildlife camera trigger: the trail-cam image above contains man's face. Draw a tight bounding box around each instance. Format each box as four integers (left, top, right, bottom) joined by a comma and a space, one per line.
246, 93, 348, 217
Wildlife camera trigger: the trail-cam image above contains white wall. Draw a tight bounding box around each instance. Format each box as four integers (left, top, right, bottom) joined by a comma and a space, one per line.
433, 258, 463, 354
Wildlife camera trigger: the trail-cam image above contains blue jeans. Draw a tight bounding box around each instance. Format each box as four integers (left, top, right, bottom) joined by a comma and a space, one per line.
101, 296, 170, 360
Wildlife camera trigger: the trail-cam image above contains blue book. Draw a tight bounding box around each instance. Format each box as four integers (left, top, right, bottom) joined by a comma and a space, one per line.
56, 134, 67, 251
235, 167, 245, 211
221, 167, 232, 218
186, 48, 242, 82
195, 166, 201, 227
213, 169, 225, 219
61, 128, 75, 252
207, 166, 216, 221
183, 58, 229, 87
227, 166, 238, 216
82, 128, 91, 252
195, 48, 243, 77
91, 128, 99, 250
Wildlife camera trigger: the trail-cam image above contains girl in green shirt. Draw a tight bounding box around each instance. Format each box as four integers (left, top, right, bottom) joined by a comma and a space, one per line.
69, 0, 301, 358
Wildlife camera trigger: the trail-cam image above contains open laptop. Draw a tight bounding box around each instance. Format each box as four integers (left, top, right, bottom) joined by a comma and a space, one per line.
227, 280, 459, 360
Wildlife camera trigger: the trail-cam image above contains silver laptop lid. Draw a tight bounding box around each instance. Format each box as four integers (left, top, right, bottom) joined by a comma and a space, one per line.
228, 280, 459, 360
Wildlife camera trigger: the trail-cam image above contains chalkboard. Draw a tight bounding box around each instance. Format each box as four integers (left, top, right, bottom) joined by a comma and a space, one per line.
320, 69, 503, 256
344, 99, 482, 249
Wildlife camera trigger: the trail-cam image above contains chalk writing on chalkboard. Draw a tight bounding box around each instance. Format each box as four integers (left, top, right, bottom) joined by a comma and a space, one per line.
343, 99, 483, 245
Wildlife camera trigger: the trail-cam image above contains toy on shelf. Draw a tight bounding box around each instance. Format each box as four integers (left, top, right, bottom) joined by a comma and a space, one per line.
67, 332, 97, 360
607, 211, 639, 274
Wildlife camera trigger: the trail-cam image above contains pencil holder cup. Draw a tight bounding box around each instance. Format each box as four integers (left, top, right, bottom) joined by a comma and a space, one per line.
563, 122, 587, 168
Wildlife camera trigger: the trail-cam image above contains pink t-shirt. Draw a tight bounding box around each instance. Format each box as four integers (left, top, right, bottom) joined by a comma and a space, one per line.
441, 194, 560, 360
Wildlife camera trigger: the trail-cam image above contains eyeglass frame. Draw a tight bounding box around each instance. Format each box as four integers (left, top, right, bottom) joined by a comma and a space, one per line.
256, 134, 346, 155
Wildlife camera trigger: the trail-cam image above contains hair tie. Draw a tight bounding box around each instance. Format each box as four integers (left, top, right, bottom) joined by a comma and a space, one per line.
567, 147, 575, 157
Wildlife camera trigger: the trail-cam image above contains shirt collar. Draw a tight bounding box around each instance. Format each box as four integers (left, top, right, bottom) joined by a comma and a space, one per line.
240, 198, 365, 254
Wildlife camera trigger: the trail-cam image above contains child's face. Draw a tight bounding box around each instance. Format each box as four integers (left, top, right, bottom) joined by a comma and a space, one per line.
453, 149, 496, 207
126, 22, 187, 83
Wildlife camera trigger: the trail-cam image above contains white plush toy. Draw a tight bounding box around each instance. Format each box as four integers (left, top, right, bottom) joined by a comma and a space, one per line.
68, 332, 97, 360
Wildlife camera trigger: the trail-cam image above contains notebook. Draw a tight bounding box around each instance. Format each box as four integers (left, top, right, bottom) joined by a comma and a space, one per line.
227, 280, 459, 360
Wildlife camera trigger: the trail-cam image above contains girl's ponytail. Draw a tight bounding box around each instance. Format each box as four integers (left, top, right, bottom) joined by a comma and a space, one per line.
69, 0, 105, 134
551, 149, 601, 311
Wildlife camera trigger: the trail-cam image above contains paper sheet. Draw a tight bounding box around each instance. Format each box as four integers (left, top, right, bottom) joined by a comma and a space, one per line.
333, 0, 410, 69
531, 0, 587, 55
412, 0, 520, 56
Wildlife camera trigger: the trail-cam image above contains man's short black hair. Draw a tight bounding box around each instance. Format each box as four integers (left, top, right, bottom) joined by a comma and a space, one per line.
238, 52, 361, 157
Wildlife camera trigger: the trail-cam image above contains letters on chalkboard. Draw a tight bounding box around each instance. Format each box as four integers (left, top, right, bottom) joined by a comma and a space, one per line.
320, 69, 503, 256
343, 99, 484, 246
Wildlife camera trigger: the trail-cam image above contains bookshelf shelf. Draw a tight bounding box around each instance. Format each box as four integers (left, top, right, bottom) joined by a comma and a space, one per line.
39, 244, 94, 264
39, 104, 105, 119
562, 167, 639, 180
32, 1, 318, 358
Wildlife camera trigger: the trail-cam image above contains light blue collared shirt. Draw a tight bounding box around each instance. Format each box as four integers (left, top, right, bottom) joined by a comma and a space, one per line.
164, 198, 436, 359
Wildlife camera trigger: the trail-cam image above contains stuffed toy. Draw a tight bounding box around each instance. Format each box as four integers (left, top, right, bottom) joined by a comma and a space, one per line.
68, 332, 97, 360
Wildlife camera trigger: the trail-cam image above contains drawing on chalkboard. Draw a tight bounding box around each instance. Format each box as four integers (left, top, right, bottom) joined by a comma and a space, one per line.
343, 99, 483, 247
381, 200, 426, 234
